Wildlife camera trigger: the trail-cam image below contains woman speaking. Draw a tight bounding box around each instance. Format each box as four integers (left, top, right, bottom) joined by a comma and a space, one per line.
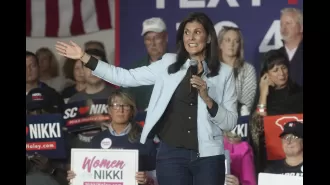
56, 12, 238, 185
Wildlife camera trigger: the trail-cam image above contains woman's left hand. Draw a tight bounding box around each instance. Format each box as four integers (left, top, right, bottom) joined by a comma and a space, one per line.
190, 75, 208, 100
136, 171, 148, 184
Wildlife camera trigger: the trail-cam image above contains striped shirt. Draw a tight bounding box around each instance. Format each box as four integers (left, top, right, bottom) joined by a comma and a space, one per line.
235, 62, 257, 114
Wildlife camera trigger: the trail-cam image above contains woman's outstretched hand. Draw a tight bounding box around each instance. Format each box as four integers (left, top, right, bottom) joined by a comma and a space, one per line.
55, 41, 83, 60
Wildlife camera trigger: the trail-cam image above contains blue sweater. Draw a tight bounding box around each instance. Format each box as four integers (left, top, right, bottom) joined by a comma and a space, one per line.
90, 130, 156, 171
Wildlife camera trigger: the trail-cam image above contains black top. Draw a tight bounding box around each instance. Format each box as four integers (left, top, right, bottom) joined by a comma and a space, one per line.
264, 159, 303, 177
153, 67, 218, 151
267, 83, 303, 115
85, 57, 219, 151
61, 85, 78, 100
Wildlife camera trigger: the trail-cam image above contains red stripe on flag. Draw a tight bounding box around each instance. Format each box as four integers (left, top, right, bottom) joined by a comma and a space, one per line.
288, 0, 298, 4
26, 0, 31, 36
115, 0, 120, 67
45, 0, 59, 37
71, 0, 85, 35
94, 0, 112, 30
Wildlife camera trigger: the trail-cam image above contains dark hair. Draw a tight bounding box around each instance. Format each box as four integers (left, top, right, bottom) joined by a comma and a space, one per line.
168, 12, 220, 77
26, 51, 39, 65
261, 50, 290, 77
107, 89, 142, 143
84, 40, 106, 53
63, 58, 82, 81
260, 50, 299, 93
85, 49, 108, 63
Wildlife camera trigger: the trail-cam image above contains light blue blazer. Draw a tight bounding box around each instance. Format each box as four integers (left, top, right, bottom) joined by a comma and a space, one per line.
92, 53, 238, 157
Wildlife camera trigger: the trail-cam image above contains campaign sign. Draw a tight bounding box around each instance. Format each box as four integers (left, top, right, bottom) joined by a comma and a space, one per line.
63, 99, 111, 133
263, 114, 303, 160
231, 115, 249, 141
71, 148, 139, 185
26, 114, 66, 159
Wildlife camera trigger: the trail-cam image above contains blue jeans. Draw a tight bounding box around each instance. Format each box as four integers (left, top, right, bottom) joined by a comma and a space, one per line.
156, 141, 225, 185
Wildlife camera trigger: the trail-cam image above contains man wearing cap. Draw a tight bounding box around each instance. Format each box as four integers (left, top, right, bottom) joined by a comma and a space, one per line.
264, 121, 303, 177
123, 17, 168, 111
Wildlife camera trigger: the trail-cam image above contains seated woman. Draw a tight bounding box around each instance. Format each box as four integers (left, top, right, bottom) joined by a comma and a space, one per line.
249, 50, 303, 173
67, 89, 157, 185
224, 131, 256, 185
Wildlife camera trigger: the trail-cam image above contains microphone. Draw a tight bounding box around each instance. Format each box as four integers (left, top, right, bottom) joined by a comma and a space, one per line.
189, 60, 198, 93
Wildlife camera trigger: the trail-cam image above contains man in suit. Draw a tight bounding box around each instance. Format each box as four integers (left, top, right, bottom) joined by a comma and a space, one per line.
275, 8, 303, 86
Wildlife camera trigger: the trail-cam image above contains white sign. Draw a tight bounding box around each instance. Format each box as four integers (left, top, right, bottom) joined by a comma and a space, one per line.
258, 173, 303, 185
71, 149, 139, 185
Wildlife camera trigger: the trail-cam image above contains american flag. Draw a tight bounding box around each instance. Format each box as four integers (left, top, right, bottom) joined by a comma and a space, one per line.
26, 0, 113, 37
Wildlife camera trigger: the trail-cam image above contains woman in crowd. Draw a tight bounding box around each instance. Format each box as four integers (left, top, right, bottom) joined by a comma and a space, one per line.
224, 131, 256, 185
250, 50, 303, 173
56, 12, 237, 185
36, 47, 73, 92
61, 58, 86, 102
218, 26, 257, 116
66, 89, 157, 185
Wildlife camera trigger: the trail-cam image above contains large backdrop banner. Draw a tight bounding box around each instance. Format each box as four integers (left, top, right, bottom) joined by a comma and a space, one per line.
118, 0, 303, 71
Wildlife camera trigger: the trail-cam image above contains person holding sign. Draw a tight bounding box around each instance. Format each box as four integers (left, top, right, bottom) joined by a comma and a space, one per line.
56, 12, 237, 185
67, 90, 157, 184
264, 121, 303, 177
224, 131, 256, 185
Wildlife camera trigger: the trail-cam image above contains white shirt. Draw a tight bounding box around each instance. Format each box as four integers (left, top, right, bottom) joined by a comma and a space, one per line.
285, 46, 298, 61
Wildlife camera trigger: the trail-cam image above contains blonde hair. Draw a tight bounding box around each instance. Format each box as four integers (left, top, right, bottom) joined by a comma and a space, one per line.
36, 47, 59, 77
281, 8, 303, 27
107, 90, 140, 143
224, 131, 242, 143
217, 26, 245, 78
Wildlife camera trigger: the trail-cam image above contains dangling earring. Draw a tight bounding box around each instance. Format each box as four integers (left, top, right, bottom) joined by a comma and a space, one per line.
207, 36, 211, 44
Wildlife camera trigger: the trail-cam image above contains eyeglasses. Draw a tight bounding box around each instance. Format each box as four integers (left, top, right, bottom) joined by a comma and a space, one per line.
281, 134, 300, 143
110, 103, 132, 111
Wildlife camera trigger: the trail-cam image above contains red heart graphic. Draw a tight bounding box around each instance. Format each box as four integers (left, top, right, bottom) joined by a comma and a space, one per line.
79, 106, 90, 115
26, 126, 29, 135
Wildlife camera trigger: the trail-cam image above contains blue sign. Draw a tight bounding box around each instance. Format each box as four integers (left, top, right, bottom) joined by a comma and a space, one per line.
26, 114, 66, 159
63, 99, 110, 133
119, 0, 303, 73
233, 115, 249, 141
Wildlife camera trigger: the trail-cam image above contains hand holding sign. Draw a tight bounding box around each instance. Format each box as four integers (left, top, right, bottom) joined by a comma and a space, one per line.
135, 171, 147, 184
225, 174, 239, 185
67, 170, 149, 184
